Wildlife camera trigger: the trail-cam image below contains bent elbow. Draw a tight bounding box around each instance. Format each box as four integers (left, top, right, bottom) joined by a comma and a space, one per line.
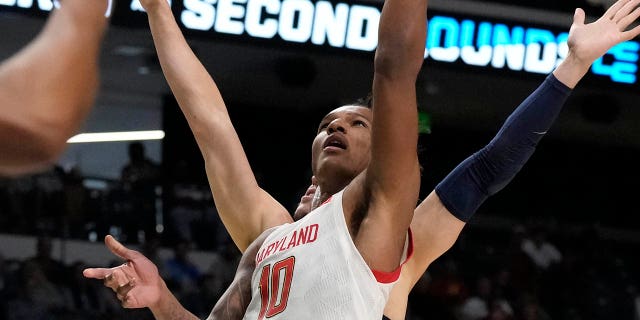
35, 133, 68, 164
0, 126, 68, 177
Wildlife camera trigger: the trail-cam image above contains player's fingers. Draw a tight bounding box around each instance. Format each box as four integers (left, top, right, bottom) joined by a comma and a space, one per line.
614, 0, 640, 22
618, 7, 640, 30
622, 23, 640, 39
573, 8, 586, 27
606, 0, 631, 20
103, 272, 117, 290
311, 175, 318, 186
105, 235, 142, 261
116, 279, 136, 301
104, 268, 130, 291
117, 262, 138, 282
82, 267, 111, 279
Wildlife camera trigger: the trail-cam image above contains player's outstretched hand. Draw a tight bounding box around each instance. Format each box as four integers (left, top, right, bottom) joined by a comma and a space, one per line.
83, 235, 165, 309
568, 0, 640, 65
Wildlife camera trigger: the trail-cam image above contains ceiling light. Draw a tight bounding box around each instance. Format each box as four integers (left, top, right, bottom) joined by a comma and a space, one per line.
67, 130, 165, 143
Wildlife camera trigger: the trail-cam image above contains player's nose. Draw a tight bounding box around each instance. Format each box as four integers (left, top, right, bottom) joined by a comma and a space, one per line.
327, 119, 347, 134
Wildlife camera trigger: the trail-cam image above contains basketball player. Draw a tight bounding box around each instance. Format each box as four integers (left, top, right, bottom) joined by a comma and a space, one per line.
84, 0, 426, 317
84, 1, 640, 319
0, 0, 111, 176
315, 4, 640, 318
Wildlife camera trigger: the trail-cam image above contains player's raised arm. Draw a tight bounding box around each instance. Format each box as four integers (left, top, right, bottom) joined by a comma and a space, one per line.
343, 0, 426, 272
0, 0, 109, 176
369, 0, 426, 191
380, 2, 640, 318
138, 0, 291, 251
385, 2, 640, 317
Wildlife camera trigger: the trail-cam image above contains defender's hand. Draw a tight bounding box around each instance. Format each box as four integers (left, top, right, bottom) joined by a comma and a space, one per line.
83, 235, 165, 309
568, 0, 640, 66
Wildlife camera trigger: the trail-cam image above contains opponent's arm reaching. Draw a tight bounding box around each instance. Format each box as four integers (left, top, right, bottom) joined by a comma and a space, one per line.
138, 0, 292, 252
383, 1, 640, 318
0, 0, 109, 176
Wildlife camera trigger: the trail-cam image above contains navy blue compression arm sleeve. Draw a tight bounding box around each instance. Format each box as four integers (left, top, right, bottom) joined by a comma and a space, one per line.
435, 74, 571, 222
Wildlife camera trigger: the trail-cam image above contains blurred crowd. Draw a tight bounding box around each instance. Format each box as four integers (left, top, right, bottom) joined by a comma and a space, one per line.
1, 143, 639, 319
0, 142, 229, 250
407, 223, 640, 320
0, 222, 638, 319
0, 236, 240, 320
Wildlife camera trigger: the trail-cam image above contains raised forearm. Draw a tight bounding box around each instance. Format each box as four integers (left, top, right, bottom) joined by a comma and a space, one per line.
552, 52, 591, 89
355, 0, 427, 276
408, 79, 570, 271
142, 1, 289, 251
409, 74, 572, 286
144, 2, 226, 128
367, 0, 427, 199
435, 74, 571, 221
375, 0, 427, 78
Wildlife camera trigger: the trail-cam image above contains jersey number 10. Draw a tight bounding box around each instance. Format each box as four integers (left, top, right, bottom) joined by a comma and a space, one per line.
258, 256, 296, 319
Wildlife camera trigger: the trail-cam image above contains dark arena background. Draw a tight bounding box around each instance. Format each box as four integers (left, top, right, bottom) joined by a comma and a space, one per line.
1, 0, 639, 319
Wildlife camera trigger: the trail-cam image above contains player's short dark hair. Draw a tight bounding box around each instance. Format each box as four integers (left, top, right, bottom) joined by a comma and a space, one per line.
350, 92, 373, 109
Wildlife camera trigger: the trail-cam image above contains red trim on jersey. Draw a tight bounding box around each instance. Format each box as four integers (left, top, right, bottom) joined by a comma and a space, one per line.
321, 195, 333, 206
372, 228, 414, 284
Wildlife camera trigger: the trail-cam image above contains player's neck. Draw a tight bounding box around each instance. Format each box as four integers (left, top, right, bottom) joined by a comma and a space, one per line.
317, 179, 348, 197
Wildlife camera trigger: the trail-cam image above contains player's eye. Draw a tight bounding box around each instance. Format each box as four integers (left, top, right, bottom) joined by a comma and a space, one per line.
353, 120, 367, 127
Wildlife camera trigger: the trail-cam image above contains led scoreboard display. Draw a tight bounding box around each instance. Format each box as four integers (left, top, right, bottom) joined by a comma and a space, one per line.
425, 15, 639, 84
2, 0, 638, 85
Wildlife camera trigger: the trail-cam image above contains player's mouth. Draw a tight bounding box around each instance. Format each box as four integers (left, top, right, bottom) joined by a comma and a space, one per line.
322, 134, 348, 152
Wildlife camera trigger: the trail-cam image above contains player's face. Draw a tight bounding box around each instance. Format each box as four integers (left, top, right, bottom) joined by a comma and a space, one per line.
311, 105, 372, 185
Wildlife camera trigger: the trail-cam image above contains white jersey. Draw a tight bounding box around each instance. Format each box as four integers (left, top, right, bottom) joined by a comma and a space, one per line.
243, 190, 413, 320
